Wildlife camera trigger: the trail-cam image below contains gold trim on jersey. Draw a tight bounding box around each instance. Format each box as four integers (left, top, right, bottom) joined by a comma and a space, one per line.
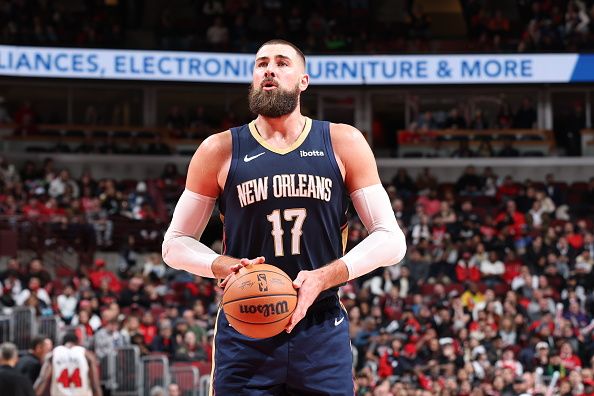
341, 224, 348, 255
208, 307, 221, 396
248, 117, 312, 155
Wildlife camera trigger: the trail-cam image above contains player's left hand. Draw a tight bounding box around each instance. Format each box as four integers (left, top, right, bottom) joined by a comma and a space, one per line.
285, 270, 324, 333
219, 256, 265, 289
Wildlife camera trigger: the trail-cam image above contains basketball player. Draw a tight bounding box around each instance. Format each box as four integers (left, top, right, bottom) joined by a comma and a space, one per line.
34, 332, 102, 396
162, 39, 407, 395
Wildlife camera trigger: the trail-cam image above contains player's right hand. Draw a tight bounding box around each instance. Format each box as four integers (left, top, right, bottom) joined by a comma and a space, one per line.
219, 256, 265, 289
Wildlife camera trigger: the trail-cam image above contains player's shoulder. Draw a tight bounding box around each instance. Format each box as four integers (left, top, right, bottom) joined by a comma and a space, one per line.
328, 122, 370, 159
189, 130, 232, 167
195, 130, 232, 156
328, 123, 367, 145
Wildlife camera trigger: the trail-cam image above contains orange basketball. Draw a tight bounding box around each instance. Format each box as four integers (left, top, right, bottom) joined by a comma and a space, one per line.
222, 264, 297, 339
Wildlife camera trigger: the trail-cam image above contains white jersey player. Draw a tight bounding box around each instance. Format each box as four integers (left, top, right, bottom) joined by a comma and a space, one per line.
34, 332, 102, 396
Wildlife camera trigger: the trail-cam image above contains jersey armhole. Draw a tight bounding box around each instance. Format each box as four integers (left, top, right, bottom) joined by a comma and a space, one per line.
220, 127, 241, 211
322, 121, 347, 195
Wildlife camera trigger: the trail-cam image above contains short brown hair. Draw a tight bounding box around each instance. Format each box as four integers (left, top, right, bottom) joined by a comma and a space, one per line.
257, 39, 306, 68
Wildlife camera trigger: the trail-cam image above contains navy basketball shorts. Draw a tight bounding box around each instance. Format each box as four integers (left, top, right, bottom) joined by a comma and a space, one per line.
210, 296, 354, 396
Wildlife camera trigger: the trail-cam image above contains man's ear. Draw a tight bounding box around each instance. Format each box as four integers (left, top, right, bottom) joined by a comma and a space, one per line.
300, 74, 309, 92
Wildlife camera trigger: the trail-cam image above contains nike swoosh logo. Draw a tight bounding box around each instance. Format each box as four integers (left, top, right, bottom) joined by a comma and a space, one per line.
244, 152, 265, 162
334, 316, 344, 326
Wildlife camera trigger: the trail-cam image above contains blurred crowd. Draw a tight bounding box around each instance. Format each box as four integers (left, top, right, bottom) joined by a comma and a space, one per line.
1, 0, 593, 54
403, 96, 585, 157
462, 0, 594, 52
0, 156, 177, 255
2, 155, 594, 394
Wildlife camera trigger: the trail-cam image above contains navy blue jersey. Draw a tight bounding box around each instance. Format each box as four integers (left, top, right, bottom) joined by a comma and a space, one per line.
219, 117, 348, 298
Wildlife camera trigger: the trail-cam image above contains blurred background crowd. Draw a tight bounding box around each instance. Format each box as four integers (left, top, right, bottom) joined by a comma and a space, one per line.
1, 0, 594, 53
2, 155, 594, 395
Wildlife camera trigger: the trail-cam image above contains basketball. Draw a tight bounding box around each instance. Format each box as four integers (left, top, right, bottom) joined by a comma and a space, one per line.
222, 264, 297, 339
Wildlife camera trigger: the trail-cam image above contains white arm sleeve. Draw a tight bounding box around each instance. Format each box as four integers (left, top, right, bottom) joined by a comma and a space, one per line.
161, 189, 220, 278
342, 184, 407, 280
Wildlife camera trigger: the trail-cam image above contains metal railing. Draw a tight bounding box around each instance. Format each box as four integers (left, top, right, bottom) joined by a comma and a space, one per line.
198, 375, 211, 396
98, 353, 117, 391
38, 315, 60, 345
12, 307, 36, 351
170, 365, 200, 396
113, 345, 142, 396
0, 315, 11, 344
142, 354, 170, 396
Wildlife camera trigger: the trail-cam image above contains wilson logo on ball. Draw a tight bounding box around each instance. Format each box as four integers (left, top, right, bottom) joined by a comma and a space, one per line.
239, 301, 289, 317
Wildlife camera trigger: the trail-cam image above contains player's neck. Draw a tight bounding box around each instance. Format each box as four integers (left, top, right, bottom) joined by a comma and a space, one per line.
255, 110, 305, 140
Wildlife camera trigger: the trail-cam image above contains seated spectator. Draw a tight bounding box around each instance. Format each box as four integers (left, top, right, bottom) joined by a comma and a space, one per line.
119, 276, 149, 308
143, 253, 167, 280
24, 259, 51, 287
139, 311, 158, 346
0, 156, 19, 188
480, 251, 505, 287
174, 331, 207, 361
410, 111, 437, 133
13, 101, 37, 135
150, 319, 176, 356
496, 102, 513, 129
513, 98, 537, 129
96, 278, 119, 307
89, 259, 121, 294
146, 135, 171, 155
391, 168, 416, 198
206, 16, 229, 48
461, 281, 485, 310
165, 106, 186, 138
444, 108, 467, 129
497, 140, 520, 157
416, 189, 440, 217
477, 140, 494, 157
450, 140, 475, 158
488, 10, 511, 37
559, 341, 582, 372
456, 253, 481, 284
93, 317, 127, 359
470, 109, 488, 130
411, 215, 431, 245
56, 284, 78, 324
15, 277, 50, 308
120, 315, 141, 344
456, 166, 483, 195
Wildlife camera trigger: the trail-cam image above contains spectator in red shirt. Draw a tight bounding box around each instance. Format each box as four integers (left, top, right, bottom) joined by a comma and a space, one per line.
88, 258, 122, 294
565, 222, 584, 250
487, 10, 511, 36
559, 342, 582, 372
503, 250, 524, 284
22, 197, 45, 219
497, 176, 520, 201
495, 200, 526, 239
416, 189, 441, 217
139, 311, 158, 346
456, 252, 481, 283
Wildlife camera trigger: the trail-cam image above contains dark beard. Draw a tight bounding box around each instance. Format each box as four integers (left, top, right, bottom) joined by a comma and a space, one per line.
248, 83, 300, 118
